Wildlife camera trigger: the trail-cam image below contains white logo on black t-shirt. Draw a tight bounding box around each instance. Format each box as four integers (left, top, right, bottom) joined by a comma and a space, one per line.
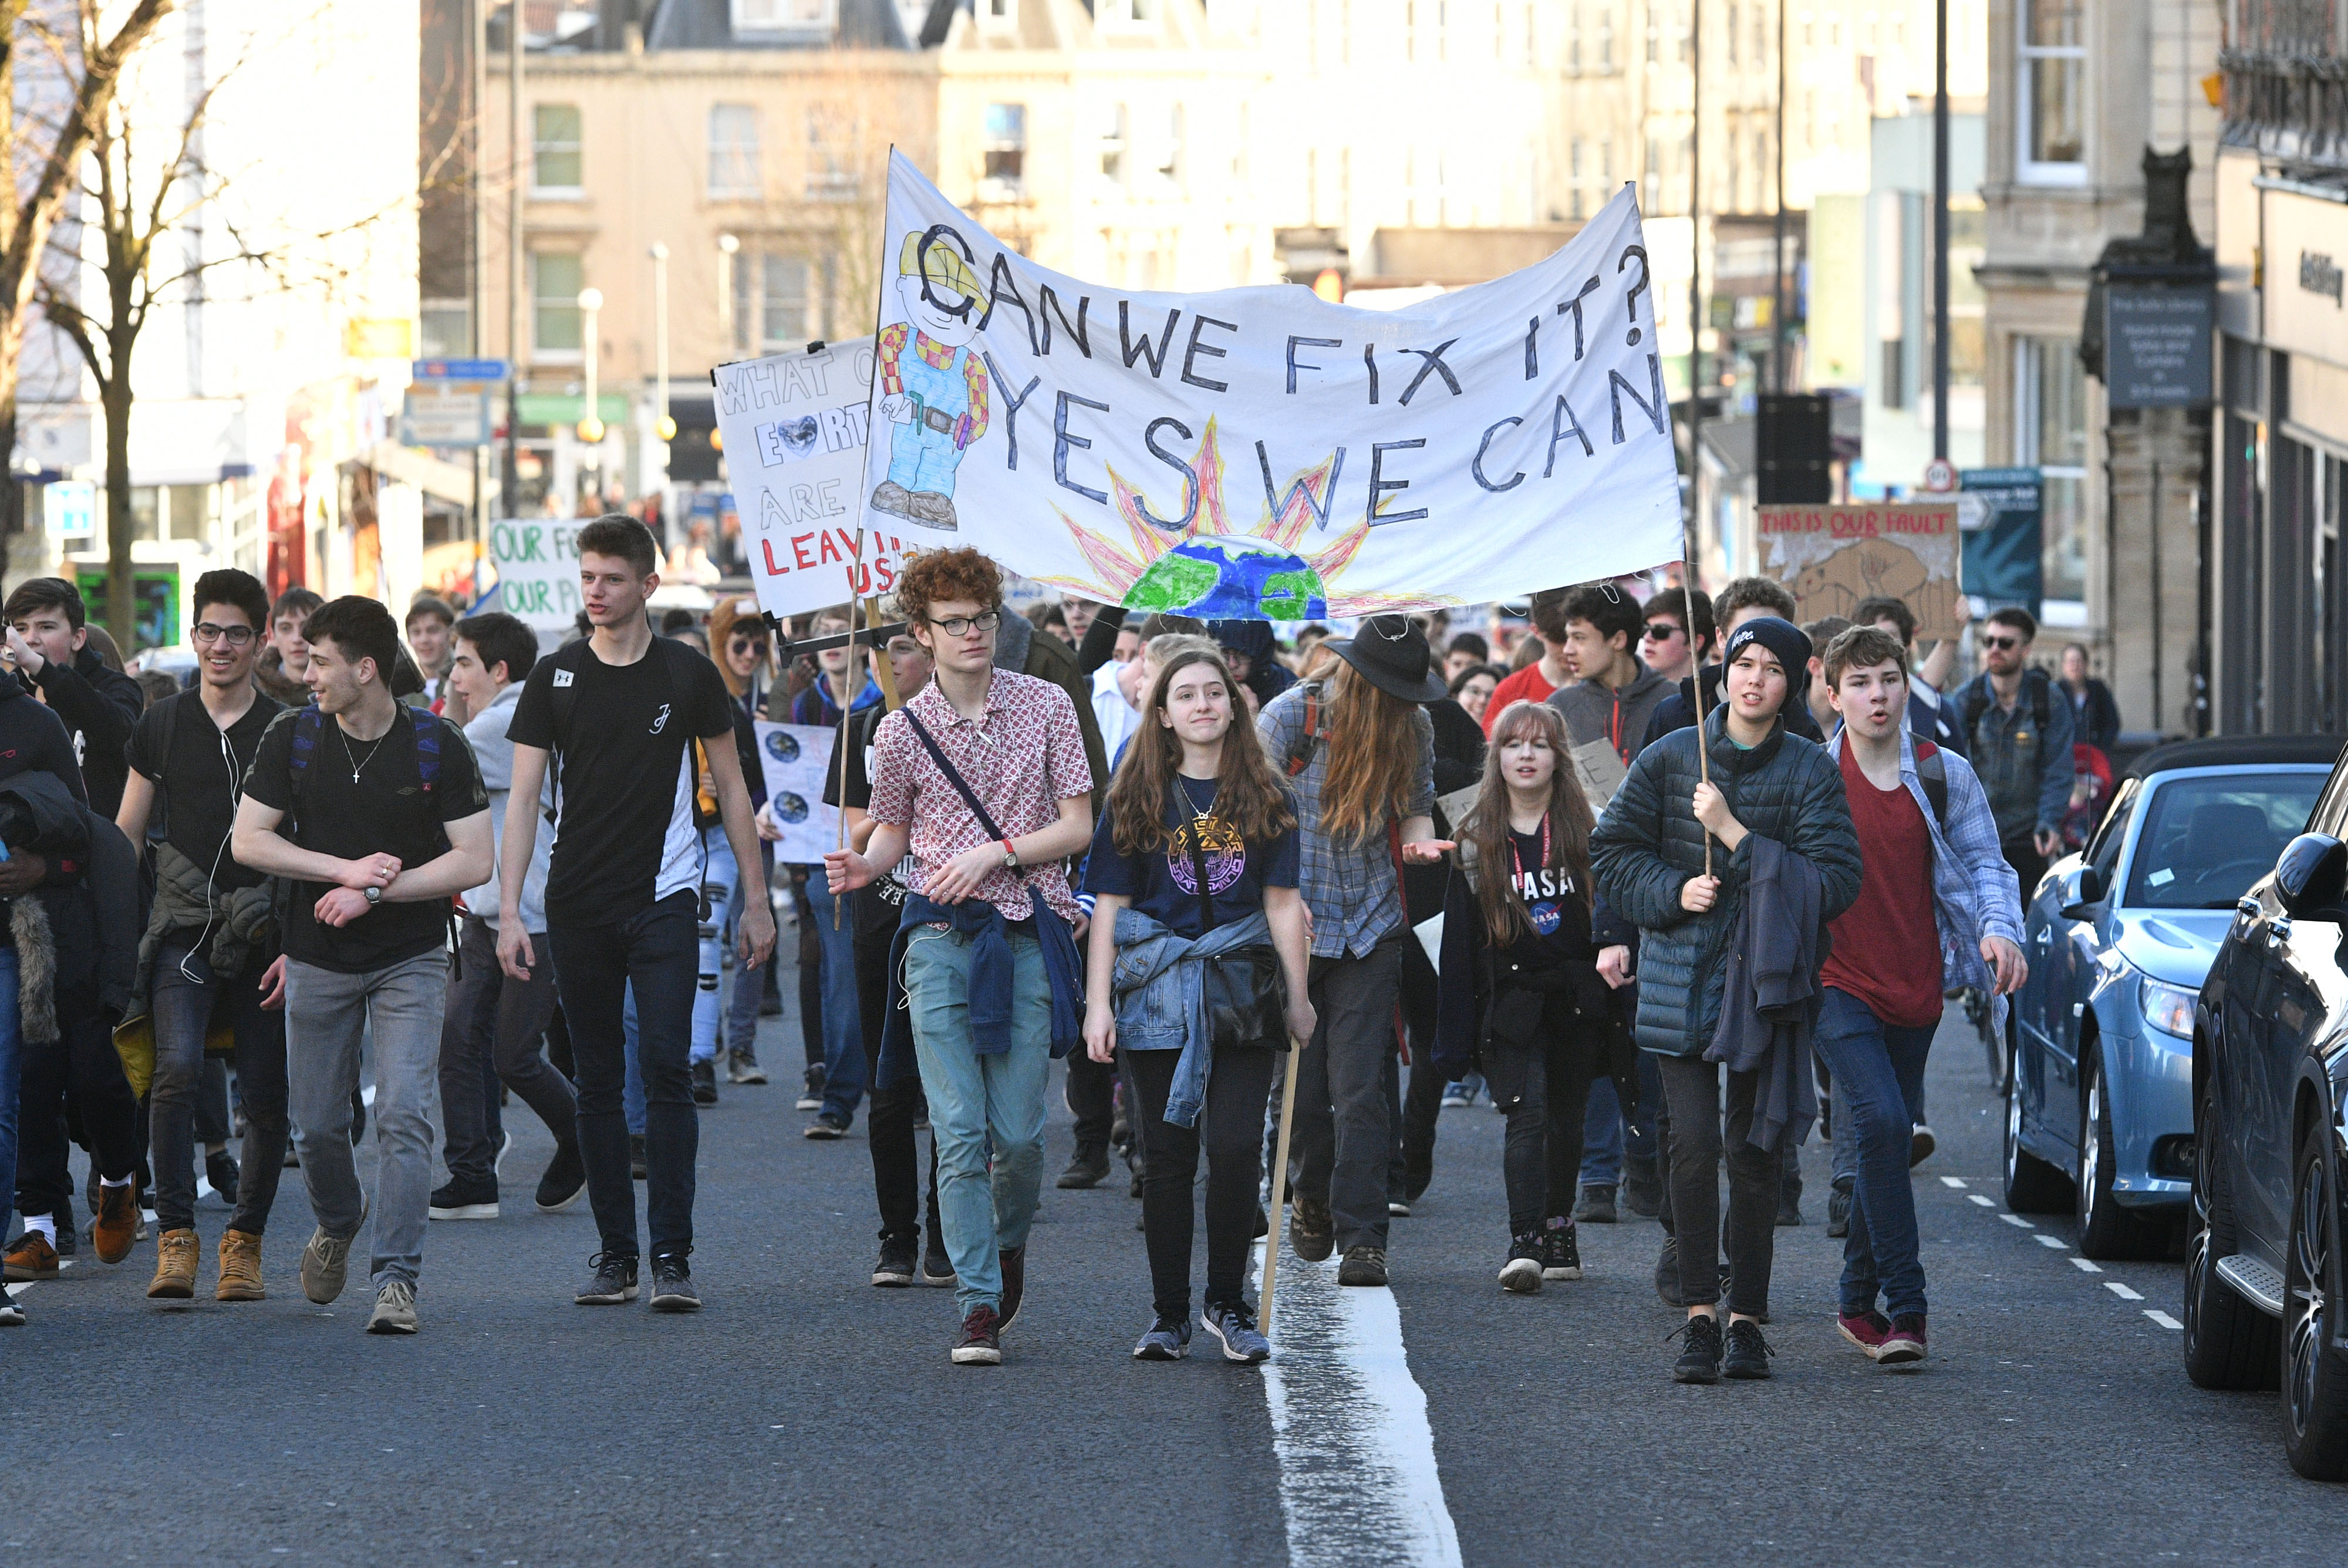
552, 669, 574, 688
650, 702, 670, 734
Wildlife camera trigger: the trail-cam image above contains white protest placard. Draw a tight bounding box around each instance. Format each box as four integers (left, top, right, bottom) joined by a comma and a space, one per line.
754, 721, 842, 865
481, 518, 585, 637
716, 338, 916, 623
855, 152, 1684, 619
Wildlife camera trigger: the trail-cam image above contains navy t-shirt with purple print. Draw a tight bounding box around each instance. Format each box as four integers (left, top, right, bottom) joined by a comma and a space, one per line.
1082, 775, 1300, 938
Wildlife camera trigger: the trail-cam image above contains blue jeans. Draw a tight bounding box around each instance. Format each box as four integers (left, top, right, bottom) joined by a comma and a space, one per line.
724, 842, 774, 1058
1829, 1002, 1934, 1195
1580, 1076, 1624, 1186
1816, 987, 1935, 1319
902, 924, 1051, 1319
803, 875, 867, 1123
0, 949, 19, 1247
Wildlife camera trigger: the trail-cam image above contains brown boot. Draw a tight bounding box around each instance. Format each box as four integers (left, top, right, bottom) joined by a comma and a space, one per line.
93, 1182, 141, 1264
215, 1229, 265, 1301
147, 1228, 198, 1299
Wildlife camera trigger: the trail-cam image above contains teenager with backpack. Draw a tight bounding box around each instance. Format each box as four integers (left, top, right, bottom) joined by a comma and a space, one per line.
824, 547, 1093, 1366
1817, 626, 2026, 1364
1949, 606, 2074, 901
1435, 699, 1636, 1292
1589, 617, 1861, 1382
497, 515, 775, 1315
1256, 616, 1450, 1289
1081, 646, 1314, 1362
230, 597, 494, 1335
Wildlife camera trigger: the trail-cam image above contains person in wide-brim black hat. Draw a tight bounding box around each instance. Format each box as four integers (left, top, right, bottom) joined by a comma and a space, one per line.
1321, 613, 1449, 704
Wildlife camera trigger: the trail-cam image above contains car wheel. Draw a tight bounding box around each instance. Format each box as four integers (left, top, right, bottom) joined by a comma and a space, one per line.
2003, 1060, 2072, 1214
2077, 1049, 2165, 1260
2184, 1083, 2279, 1391
2285, 1118, 2348, 1480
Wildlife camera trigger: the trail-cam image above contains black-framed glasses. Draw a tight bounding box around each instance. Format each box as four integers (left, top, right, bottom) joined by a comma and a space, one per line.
193, 622, 255, 646
1643, 621, 1685, 642
728, 636, 770, 653
1983, 635, 2022, 650
927, 609, 1002, 638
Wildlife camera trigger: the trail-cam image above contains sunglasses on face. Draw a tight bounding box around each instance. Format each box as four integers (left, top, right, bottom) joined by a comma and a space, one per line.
1983, 635, 2022, 651
729, 636, 768, 654
1643, 622, 1685, 642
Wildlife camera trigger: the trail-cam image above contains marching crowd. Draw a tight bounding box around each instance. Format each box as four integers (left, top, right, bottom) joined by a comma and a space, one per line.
0, 515, 2090, 1384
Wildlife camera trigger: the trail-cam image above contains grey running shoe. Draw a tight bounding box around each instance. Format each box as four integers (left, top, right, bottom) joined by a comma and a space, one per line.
1132, 1316, 1192, 1360
649, 1254, 701, 1312
366, 1279, 419, 1335
575, 1251, 639, 1305
1202, 1300, 1270, 1363
300, 1199, 366, 1305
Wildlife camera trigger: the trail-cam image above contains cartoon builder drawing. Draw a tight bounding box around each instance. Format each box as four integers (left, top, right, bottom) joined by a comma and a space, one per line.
871, 231, 990, 532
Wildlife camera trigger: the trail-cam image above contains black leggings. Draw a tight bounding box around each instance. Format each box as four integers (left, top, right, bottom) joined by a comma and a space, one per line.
1497, 1029, 1601, 1237
1656, 1054, 1777, 1316
1126, 1044, 1279, 1321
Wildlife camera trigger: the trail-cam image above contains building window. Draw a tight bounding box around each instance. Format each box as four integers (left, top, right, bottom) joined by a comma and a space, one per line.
980, 0, 1016, 23
983, 103, 1027, 193
1153, 103, 1183, 187
709, 104, 761, 198
1596, 9, 1611, 69
1728, 2, 1739, 64
1567, 2, 1581, 70
1099, 0, 1153, 24
531, 252, 583, 356
731, 0, 836, 37
531, 104, 582, 197
2017, 335, 2089, 603
2018, 0, 2086, 183
806, 108, 857, 199
733, 251, 815, 354
1098, 102, 1128, 184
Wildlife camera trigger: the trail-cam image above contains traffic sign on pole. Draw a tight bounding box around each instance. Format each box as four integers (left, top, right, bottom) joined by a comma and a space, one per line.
411, 358, 510, 383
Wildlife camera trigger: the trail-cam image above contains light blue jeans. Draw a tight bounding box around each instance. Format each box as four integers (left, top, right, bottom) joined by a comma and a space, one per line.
903, 924, 1051, 1318
0, 949, 21, 1249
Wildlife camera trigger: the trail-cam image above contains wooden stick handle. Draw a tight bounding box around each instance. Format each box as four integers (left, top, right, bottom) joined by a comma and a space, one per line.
1261, 1033, 1305, 1341
1683, 555, 1715, 879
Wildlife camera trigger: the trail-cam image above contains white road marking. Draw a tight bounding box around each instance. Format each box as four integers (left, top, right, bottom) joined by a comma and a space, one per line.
1999, 1213, 2035, 1229
1940, 1176, 1969, 1189
1968, 1194, 1996, 1208
2105, 1282, 2144, 1301
2070, 1257, 2103, 1273
1254, 1242, 1462, 1568
2033, 1233, 2067, 1249
2144, 1310, 2184, 1330
4, 1282, 26, 1299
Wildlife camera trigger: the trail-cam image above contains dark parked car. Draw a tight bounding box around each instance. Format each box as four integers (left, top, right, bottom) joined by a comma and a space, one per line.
2002, 738, 2337, 1259
2185, 734, 2348, 1480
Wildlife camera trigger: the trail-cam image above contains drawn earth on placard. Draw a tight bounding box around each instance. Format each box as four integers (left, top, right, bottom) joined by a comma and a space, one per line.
1767, 532, 1963, 643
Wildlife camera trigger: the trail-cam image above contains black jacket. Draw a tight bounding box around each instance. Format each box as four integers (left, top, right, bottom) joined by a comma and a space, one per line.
1588, 706, 1862, 1057
2063, 677, 2122, 754
31, 645, 142, 816
0, 674, 86, 806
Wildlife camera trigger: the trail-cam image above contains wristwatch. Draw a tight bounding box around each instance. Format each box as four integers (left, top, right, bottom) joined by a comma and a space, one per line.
1000, 838, 1018, 870
362, 885, 382, 906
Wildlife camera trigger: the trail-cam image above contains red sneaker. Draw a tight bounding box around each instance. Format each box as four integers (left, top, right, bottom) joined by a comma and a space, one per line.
1837, 1309, 1894, 1359
1877, 1313, 1928, 1365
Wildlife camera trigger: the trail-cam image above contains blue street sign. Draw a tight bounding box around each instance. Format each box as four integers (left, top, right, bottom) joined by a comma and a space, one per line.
411, 358, 510, 382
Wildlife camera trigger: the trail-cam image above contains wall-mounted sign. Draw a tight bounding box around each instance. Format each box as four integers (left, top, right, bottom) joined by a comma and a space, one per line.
2105, 286, 2214, 409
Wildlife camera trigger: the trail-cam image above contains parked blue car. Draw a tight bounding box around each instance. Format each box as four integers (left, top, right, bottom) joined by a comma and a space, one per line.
2001, 737, 2339, 1259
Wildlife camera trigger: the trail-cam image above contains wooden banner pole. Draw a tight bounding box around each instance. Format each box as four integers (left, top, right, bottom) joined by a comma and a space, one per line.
1260, 1034, 1305, 1343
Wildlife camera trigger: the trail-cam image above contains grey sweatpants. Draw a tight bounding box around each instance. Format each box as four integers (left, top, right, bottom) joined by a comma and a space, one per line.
285, 950, 447, 1293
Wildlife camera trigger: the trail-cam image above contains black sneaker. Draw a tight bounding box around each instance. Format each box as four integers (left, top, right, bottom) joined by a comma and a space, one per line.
920, 1237, 956, 1287
1826, 1184, 1853, 1239
871, 1235, 917, 1287
649, 1253, 701, 1311
998, 1245, 1025, 1330
1622, 1158, 1664, 1218
1572, 1183, 1618, 1225
1723, 1317, 1775, 1379
690, 1060, 720, 1107
1499, 1231, 1544, 1294
630, 1134, 648, 1181
804, 1112, 850, 1140
576, 1251, 638, 1304
796, 1064, 826, 1111
1057, 1145, 1111, 1189
1541, 1221, 1583, 1280
952, 1304, 1003, 1364
205, 1148, 241, 1205
535, 1143, 588, 1212
428, 1175, 500, 1221
1672, 1313, 1724, 1384
1337, 1245, 1388, 1287
1290, 1198, 1335, 1263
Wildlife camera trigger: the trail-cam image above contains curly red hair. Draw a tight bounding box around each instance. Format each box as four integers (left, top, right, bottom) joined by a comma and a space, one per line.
896, 547, 1003, 628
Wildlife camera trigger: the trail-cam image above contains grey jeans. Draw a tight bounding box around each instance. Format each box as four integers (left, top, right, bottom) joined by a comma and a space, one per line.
1289, 939, 1405, 1254
285, 950, 448, 1293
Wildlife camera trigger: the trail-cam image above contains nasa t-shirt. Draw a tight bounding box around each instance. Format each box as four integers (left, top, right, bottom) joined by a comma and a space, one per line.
508, 636, 736, 926
1083, 775, 1300, 939
1503, 826, 1595, 960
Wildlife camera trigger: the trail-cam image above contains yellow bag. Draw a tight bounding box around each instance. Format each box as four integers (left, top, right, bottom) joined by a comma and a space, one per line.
112, 1011, 238, 1101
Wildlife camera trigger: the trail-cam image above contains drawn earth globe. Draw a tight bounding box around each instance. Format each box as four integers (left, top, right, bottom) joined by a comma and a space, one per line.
765, 730, 801, 764
775, 791, 810, 824
1125, 535, 1328, 622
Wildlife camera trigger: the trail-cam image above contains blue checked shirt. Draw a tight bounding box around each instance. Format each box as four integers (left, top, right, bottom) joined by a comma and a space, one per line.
1257, 684, 1435, 960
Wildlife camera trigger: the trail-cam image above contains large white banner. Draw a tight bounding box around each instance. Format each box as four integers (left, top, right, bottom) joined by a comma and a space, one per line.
715, 338, 917, 622
856, 151, 1684, 619
754, 721, 843, 865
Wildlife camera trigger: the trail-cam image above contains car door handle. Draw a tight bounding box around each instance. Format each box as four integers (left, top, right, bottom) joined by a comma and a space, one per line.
2269, 916, 2293, 947
2237, 896, 2262, 919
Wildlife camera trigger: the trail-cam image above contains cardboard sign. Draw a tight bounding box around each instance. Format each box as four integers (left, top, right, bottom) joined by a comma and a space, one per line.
1757, 502, 1962, 643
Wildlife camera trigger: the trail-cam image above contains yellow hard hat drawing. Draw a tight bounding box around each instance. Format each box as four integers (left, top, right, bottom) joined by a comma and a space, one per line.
898, 231, 980, 302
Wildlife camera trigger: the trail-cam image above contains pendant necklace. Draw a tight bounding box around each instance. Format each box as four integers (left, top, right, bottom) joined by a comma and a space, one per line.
1175, 774, 1216, 825
339, 721, 389, 785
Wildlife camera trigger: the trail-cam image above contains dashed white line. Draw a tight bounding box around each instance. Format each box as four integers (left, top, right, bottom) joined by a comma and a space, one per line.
1999, 1213, 2036, 1229
1968, 1194, 1996, 1208
2105, 1282, 2144, 1301
2144, 1310, 2184, 1330
2070, 1257, 2103, 1273
2033, 1233, 2067, 1249
1941, 1176, 1969, 1189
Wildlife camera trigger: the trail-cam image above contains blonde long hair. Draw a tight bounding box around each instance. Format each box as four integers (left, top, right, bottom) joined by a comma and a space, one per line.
1461, 699, 1595, 943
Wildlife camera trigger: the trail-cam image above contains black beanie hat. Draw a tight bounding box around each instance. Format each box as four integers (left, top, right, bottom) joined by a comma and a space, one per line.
1720, 615, 1812, 683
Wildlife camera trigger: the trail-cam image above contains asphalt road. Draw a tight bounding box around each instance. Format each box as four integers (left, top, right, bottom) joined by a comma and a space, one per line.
9, 950, 2346, 1564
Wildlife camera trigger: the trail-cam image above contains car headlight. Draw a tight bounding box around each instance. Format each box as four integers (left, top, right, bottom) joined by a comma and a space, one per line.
2141, 979, 2198, 1039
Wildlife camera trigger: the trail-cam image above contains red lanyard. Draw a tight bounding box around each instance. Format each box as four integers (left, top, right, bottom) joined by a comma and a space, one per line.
1507, 813, 1550, 892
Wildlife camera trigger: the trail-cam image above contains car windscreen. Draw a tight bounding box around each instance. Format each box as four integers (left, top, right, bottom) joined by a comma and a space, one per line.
2123, 773, 2328, 909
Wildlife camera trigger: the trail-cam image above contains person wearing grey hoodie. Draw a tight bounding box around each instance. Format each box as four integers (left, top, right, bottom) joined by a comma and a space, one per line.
433, 612, 582, 1219
1544, 582, 1677, 772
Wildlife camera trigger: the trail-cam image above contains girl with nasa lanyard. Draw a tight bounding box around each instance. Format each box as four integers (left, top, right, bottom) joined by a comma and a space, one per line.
1434, 699, 1638, 1294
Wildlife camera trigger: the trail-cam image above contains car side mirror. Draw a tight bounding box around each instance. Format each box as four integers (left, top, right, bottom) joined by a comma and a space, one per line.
2058, 863, 2106, 920
2276, 833, 2348, 921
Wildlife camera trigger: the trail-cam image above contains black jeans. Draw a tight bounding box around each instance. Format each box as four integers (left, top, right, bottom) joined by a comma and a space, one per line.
1128, 1043, 1278, 1320
149, 943, 289, 1235
853, 908, 940, 1248
1290, 939, 1405, 1253
16, 983, 142, 1219
1391, 938, 1442, 1197
548, 892, 700, 1260
793, 872, 825, 1070
1496, 1014, 1602, 1236
440, 917, 576, 1185
1064, 1048, 1117, 1155
1655, 1054, 1778, 1316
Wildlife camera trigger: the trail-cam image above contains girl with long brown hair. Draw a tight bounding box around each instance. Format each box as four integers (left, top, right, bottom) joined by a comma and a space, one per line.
1434, 699, 1637, 1292
1254, 615, 1450, 1289
1082, 648, 1314, 1362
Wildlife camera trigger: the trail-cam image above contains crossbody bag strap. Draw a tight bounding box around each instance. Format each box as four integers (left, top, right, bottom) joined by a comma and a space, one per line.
902, 708, 1023, 879
1173, 779, 1219, 934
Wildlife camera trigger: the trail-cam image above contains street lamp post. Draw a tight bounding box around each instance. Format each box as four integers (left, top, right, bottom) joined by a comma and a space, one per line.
576, 286, 604, 510
717, 232, 740, 353
650, 241, 673, 545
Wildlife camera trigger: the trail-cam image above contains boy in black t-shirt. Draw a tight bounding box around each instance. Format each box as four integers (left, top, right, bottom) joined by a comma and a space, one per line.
116, 568, 293, 1303
500, 517, 775, 1313
232, 597, 492, 1336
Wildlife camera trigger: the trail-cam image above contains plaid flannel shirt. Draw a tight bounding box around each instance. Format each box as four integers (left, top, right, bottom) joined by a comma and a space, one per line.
1257, 684, 1435, 960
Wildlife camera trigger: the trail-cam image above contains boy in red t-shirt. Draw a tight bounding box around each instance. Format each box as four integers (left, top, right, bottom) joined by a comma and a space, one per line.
1818, 626, 2028, 1369
1482, 588, 1574, 735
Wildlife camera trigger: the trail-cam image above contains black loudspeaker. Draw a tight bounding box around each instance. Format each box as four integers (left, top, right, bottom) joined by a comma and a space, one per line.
1757, 393, 1833, 504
